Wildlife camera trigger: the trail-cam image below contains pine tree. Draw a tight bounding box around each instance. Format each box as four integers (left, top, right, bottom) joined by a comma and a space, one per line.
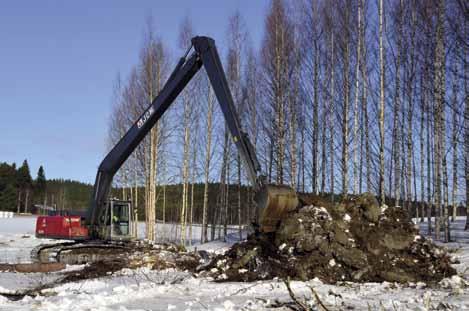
17, 160, 32, 186
36, 166, 46, 192
0, 162, 18, 212
0, 184, 16, 212
35, 165, 47, 210
17, 160, 32, 213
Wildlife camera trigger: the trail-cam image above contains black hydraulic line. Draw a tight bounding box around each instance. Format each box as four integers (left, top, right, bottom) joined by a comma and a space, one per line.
166, 45, 192, 86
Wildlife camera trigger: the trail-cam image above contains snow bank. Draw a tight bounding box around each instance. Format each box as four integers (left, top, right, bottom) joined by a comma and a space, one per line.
0, 212, 13, 218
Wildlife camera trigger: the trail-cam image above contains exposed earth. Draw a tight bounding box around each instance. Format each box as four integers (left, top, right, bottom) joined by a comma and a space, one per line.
51, 193, 456, 286
0, 197, 467, 310
199, 193, 456, 283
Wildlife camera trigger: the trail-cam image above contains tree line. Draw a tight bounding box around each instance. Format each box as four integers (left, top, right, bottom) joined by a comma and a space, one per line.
0, 159, 247, 231
0, 160, 96, 213
0, 160, 46, 213
108, 0, 467, 245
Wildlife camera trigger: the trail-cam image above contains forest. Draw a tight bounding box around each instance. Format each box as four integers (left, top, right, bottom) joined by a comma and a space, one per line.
0, 160, 92, 213
106, 0, 468, 245
0, 159, 250, 231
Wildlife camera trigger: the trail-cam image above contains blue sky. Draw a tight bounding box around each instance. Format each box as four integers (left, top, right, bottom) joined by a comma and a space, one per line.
0, 0, 268, 183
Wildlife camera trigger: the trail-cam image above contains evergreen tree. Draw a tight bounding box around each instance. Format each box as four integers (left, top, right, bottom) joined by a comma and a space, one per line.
35, 165, 47, 207
17, 159, 32, 212
36, 166, 46, 193
0, 162, 17, 187
17, 160, 32, 187
0, 162, 18, 211
0, 184, 17, 212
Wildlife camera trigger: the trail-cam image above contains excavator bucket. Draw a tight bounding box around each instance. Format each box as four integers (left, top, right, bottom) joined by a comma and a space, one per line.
255, 185, 299, 233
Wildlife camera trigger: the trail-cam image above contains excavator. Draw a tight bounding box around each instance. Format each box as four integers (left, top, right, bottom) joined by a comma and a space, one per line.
34, 36, 298, 264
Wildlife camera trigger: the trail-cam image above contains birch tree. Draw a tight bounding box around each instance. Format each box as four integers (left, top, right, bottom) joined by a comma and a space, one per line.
139, 23, 168, 242
201, 80, 214, 243
352, 0, 363, 194
178, 17, 194, 246
243, 47, 260, 220
464, 15, 469, 231
261, 0, 295, 185
378, 0, 386, 204
390, 0, 403, 205
226, 12, 247, 240
338, 1, 351, 195
299, 0, 321, 194
433, 0, 447, 241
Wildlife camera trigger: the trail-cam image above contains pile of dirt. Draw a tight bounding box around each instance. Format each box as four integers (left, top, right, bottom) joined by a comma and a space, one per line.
199, 193, 456, 284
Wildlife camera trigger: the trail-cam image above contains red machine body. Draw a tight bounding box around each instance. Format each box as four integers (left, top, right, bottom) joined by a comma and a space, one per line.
36, 215, 89, 240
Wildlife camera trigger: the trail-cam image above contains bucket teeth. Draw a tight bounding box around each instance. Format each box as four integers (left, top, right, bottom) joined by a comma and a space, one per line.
255, 185, 299, 233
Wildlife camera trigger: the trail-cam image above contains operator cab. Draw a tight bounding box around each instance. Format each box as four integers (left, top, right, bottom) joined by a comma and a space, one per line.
99, 198, 134, 241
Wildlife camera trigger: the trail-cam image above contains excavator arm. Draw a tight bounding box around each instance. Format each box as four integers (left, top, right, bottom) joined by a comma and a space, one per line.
88, 36, 297, 238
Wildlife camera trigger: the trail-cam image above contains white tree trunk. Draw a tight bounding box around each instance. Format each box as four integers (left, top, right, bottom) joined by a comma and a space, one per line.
352, 0, 362, 195
378, 0, 386, 204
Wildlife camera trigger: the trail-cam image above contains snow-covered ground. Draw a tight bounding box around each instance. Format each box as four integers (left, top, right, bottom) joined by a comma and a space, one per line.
0, 215, 468, 310
415, 217, 469, 282
0, 216, 242, 263
0, 216, 63, 264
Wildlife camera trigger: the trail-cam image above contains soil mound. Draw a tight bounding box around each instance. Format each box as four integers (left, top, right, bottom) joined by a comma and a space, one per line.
199, 193, 456, 283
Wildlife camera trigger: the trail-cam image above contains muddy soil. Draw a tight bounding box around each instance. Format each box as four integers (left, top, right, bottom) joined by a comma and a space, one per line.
60, 242, 200, 283
199, 193, 456, 284
0, 262, 66, 273
1, 243, 200, 301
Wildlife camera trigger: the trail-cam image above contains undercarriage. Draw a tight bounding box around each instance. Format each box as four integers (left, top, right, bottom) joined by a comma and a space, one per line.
31, 241, 133, 265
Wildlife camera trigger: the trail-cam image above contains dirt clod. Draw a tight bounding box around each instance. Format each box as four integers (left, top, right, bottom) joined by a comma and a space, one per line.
200, 193, 456, 284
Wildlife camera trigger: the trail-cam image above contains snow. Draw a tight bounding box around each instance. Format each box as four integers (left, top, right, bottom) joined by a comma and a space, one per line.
138, 221, 244, 246
0, 211, 14, 218
1, 264, 469, 310
439, 275, 468, 291
415, 216, 469, 280
0, 215, 468, 310
343, 213, 351, 222
313, 206, 332, 221
0, 215, 37, 235
0, 215, 242, 263
0, 216, 64, 263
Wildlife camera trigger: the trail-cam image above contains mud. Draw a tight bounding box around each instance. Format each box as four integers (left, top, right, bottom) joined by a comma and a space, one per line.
199, 193, 456, 284
0, 262, 66, 273
60, 242, 200, 283
61, 259, 127, 283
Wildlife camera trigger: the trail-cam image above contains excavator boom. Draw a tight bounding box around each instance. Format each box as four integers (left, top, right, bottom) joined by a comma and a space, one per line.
88, 36, 298, 237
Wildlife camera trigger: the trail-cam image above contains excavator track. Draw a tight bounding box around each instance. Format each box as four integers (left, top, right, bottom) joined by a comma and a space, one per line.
31, 241, 133, 265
